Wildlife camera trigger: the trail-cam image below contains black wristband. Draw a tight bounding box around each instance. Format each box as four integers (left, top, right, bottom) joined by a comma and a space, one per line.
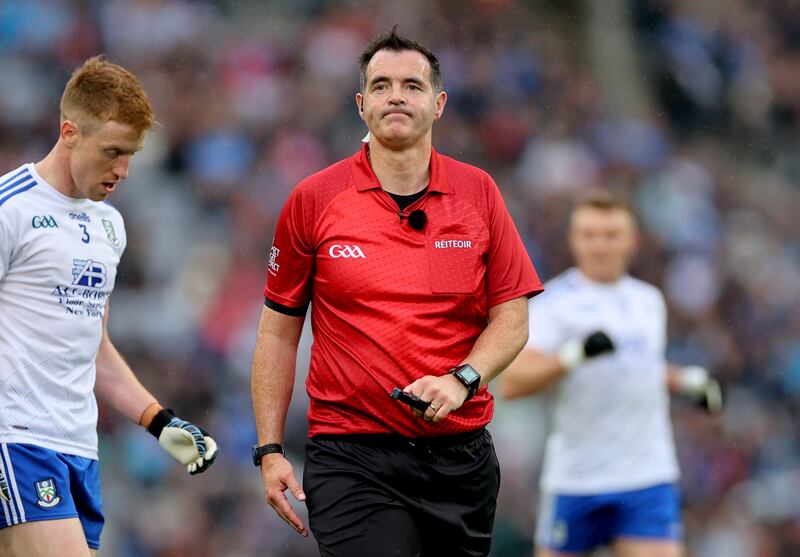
252, 443, 284, 466
147, 408, 174, 439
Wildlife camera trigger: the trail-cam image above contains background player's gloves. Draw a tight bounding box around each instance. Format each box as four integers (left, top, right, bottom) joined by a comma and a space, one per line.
677, 366, 724, 414
558, 331, 615, 371
0, 466, 9, 502
147, 409, 219, 474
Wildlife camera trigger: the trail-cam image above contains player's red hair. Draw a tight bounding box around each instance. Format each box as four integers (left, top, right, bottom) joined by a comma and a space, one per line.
60, 56, 153, 137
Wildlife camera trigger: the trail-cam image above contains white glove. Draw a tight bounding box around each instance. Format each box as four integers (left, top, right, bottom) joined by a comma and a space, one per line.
148, 409, 219, 475
558, 331, 615, 371
677, 366, 724, 414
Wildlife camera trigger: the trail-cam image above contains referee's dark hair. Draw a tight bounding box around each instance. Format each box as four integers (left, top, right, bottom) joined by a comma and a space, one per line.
359, 25, 443, 93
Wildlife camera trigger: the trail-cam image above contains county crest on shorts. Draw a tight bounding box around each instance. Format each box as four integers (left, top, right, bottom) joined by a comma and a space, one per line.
35, 478, 61, 508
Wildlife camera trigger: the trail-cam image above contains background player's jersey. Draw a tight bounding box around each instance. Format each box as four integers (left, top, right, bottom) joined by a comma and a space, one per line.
527, 268, 679, 493
0, 164, 126, 459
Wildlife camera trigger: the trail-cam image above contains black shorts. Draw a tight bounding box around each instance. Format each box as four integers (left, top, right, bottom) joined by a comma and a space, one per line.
303, 428, 500, 557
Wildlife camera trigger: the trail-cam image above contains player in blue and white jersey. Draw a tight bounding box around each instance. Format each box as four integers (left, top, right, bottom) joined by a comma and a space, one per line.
500, 193, 722, 557
0, 57, 218, 557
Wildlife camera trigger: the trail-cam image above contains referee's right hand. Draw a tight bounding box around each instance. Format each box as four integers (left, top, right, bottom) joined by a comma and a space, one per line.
260, 453, 308, 536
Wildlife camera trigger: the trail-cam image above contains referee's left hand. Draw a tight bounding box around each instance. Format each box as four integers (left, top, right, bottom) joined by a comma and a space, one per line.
404, 374, 469, 424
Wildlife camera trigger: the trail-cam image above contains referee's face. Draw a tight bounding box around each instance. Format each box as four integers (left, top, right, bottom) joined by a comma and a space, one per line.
357, 49, 446, 148
569, 207, 638, 283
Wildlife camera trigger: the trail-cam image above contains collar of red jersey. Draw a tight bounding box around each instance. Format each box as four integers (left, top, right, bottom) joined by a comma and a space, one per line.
351, 142, 452, 194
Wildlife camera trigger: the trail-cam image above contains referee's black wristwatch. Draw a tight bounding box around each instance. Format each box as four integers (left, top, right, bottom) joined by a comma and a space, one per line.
449, 363, 481, 401
252, 443, 284, 466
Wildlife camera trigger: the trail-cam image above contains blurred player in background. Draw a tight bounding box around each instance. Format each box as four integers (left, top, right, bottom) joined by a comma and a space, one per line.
251, 28, 541, 556
500, 193, 722, 557
0, 57, 218, 557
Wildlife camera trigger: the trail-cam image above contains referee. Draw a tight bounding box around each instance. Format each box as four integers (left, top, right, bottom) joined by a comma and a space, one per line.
250, 28, 542, 557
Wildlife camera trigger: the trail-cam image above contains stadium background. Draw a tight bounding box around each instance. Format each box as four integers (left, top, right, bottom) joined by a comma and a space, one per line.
1, 0, 799, 555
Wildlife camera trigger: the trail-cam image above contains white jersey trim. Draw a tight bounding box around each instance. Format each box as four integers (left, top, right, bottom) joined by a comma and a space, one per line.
540, 469, 680, 495
0, 434, 98, 461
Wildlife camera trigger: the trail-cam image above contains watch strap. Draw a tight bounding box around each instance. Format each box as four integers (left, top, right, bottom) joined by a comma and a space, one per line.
449, 364, 480, 401
252, 443, 284, 467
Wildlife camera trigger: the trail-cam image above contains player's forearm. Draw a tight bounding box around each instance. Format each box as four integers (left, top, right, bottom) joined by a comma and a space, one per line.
498, 348, 565, 399
251, 306, 305, 445
95, 337, 158, 423
666, 365, 684, 394
461, 296, 529, 387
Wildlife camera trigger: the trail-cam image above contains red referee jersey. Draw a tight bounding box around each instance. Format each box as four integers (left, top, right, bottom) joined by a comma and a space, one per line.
264, 144, 542, 437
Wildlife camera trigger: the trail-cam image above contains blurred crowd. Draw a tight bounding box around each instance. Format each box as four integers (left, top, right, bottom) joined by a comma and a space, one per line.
1, 0, 799, 555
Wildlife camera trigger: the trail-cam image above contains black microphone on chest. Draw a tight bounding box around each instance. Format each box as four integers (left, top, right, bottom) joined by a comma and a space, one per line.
407, 209, 427, 231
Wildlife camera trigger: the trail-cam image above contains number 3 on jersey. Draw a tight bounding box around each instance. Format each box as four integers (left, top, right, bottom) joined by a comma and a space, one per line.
79, 224, 90, 244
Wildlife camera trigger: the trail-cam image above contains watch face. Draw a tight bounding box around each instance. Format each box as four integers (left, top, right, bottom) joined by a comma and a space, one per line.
459, 365, 481, 384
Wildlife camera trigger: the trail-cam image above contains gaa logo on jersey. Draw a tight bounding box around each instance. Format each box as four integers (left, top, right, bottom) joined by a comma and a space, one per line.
34, 478, 61, 508
328, 244, 366, 258
31, 215, 58, 229
72, 259, 107, 289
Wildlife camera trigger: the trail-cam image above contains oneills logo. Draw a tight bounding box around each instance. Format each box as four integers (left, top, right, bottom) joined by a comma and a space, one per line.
329, 245, 365, 258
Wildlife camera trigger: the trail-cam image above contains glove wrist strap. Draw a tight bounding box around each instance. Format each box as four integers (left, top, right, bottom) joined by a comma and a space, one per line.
139, 402, 163, 429
147, 408, 175, 439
